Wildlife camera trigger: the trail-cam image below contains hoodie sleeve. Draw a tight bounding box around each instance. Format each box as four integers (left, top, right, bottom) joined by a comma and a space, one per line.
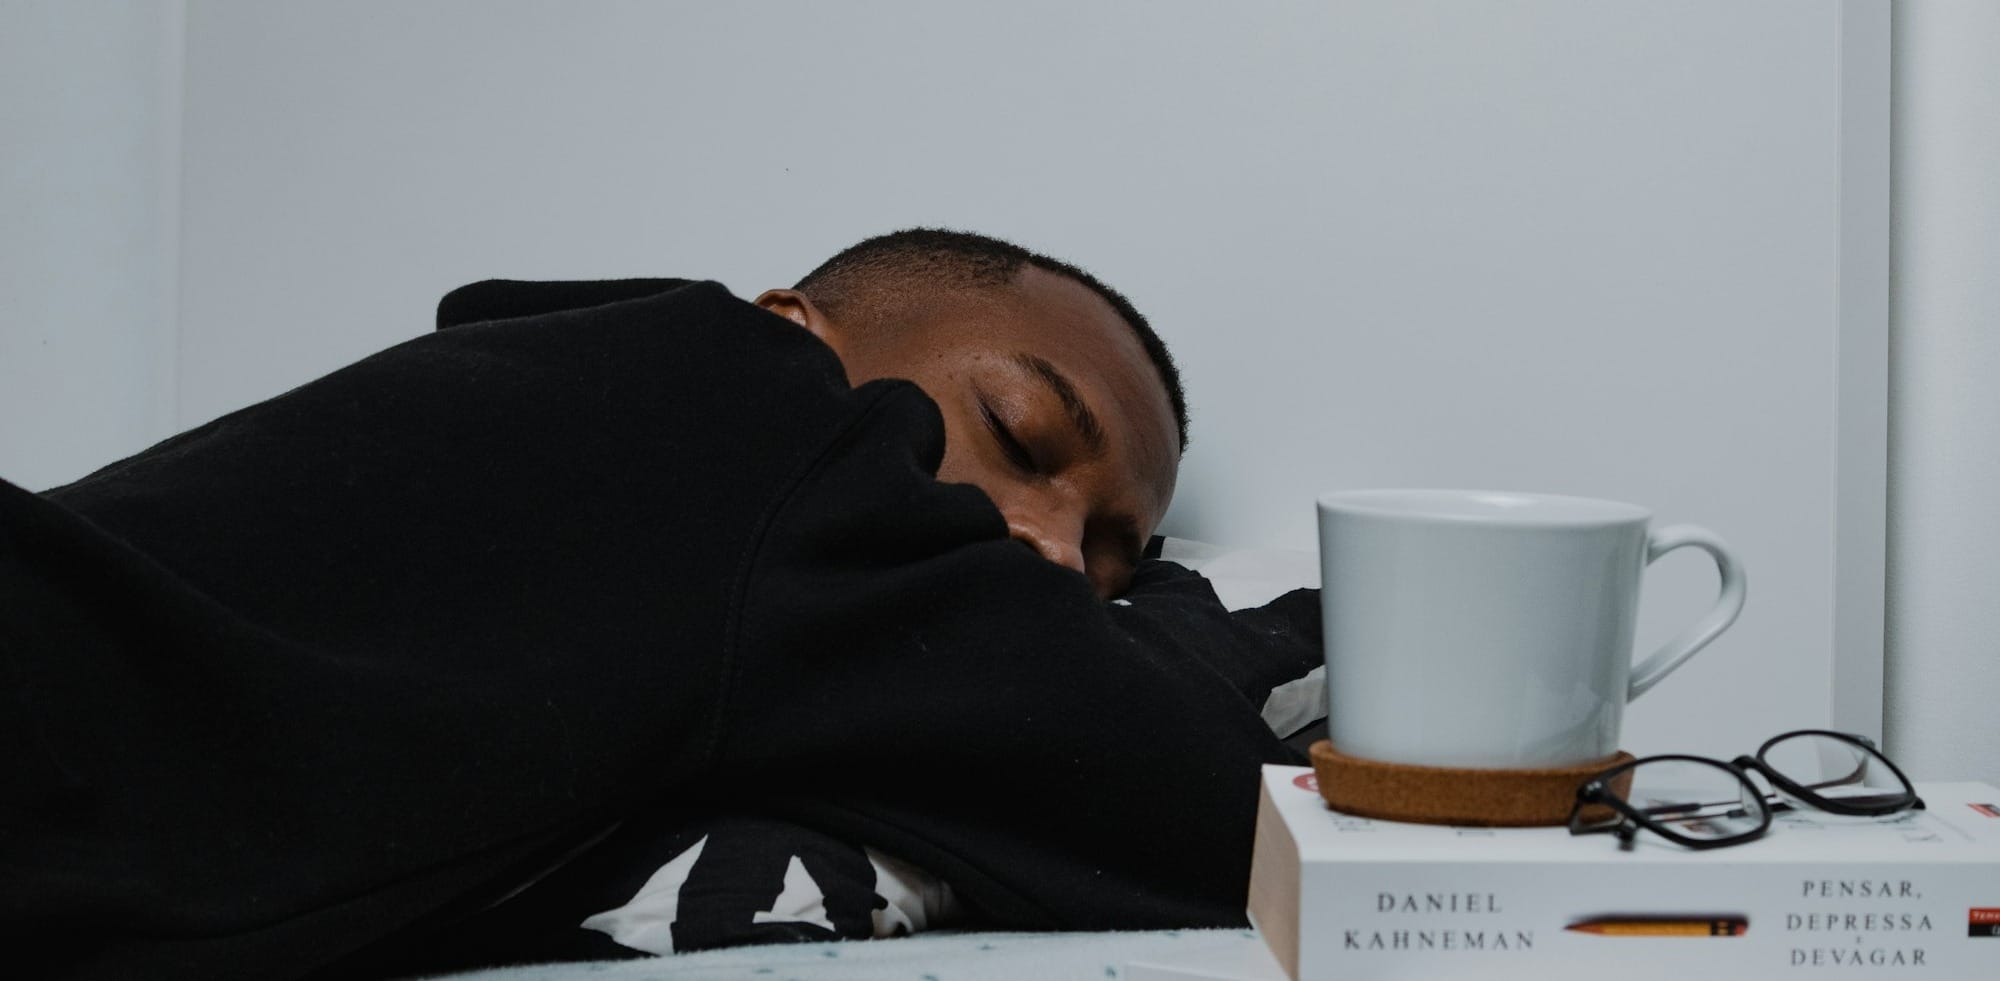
713, 379, 1323, 931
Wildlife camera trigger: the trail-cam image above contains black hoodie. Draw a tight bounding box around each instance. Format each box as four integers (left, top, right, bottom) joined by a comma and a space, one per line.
0, 279, 1319, 979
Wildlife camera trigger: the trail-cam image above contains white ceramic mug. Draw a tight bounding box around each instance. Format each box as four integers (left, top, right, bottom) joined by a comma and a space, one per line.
1317, 489, 1746, 769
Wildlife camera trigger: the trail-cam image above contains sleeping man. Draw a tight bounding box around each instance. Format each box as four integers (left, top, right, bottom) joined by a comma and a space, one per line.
0, 229, 1321, 979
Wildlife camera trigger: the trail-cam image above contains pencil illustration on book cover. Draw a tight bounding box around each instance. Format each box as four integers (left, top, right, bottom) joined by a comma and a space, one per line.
1566, 914, 1748, 937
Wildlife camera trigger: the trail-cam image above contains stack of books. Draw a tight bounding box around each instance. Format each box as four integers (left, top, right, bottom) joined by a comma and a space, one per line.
1129, 765, 2000, 981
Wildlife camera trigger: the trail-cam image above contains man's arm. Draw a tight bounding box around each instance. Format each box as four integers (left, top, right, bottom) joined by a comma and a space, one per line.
716, 379, 1322, 930
435, 278, 692, 330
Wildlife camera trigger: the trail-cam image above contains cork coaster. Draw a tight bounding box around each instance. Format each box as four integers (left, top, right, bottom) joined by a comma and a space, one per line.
1309, 740, 1635, 827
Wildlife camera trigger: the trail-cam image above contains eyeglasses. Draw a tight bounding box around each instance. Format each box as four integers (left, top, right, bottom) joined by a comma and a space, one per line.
1567, 729, 1925, 850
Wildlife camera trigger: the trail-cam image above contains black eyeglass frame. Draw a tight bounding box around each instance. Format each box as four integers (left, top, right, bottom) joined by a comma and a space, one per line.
1735, 729, 1925, 816
1568, 729, 1925, 851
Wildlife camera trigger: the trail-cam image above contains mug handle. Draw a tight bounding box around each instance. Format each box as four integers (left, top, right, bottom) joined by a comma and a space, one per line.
1627, 524, 1747, 701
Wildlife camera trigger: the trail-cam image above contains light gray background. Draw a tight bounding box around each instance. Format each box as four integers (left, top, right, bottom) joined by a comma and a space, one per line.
6, 1, 1987, 785
0, 0, 181, 485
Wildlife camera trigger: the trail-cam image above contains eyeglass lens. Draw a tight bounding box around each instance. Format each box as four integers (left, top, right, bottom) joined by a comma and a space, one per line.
1613, 758, 1768, 843
1758, 732, 1910, 809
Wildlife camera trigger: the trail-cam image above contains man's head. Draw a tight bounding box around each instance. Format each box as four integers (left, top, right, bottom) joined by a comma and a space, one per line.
755, 228, 1186, 598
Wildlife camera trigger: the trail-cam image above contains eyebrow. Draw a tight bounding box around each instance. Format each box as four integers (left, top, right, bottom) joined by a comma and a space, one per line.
1010, 352, 1106, 454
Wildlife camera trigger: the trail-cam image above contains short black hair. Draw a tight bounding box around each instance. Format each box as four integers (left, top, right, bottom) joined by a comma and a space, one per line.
795, 228, 1188, 451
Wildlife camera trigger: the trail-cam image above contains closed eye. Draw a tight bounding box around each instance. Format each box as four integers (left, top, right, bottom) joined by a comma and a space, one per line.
980, 401, 1039, 474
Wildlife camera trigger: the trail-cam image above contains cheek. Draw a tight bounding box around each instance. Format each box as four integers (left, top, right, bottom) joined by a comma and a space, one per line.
931, 415, 1027, 520
930, 408, 981, 484
932, 411, 1024, 519
936, 450, 1018, 514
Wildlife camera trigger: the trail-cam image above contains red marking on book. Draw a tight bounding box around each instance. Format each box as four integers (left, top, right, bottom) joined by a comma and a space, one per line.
1293, 773, 1320, 793
1969, 802, 2000, 818
1971, 908, 2000, 926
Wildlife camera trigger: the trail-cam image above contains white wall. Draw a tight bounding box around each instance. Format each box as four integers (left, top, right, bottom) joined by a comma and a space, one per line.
9, 1, 1987, 786
167, 0, 1888, 769
0, 0, 183, 490
1884, 1, 2000, 785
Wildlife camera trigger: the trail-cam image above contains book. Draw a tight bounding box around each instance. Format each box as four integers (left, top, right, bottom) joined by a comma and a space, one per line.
1247, 764, 2000, 980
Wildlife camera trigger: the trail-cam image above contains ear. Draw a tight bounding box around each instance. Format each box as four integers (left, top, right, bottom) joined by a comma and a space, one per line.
754, 289, 848, 359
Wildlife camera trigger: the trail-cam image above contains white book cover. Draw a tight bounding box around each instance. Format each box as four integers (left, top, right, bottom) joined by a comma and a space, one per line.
1248, 765, 2000, 980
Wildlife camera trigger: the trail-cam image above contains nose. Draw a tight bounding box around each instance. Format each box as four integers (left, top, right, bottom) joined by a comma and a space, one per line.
1006, 510, 1087, 579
